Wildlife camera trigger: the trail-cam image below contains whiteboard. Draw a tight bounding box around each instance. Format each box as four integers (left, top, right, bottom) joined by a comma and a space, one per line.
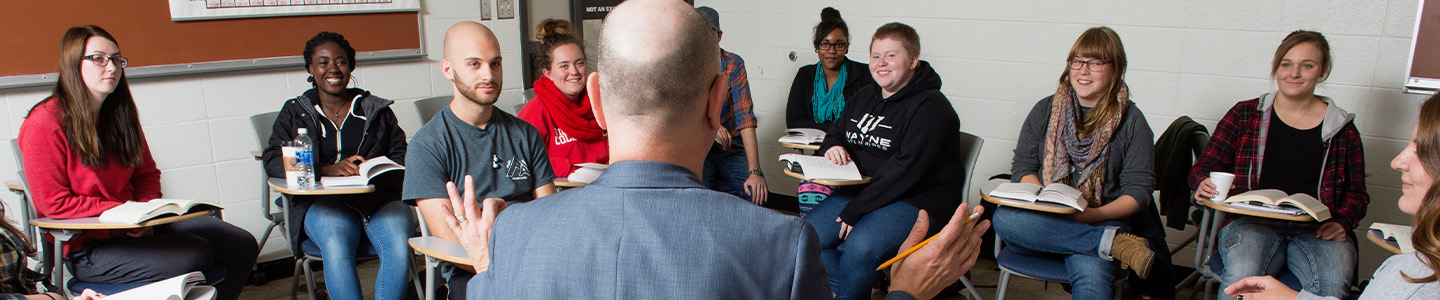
168, 0, 420, 21
1406, 0, 1440, 94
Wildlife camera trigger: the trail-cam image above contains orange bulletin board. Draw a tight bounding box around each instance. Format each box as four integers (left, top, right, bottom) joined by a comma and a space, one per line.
0, 0, 421, 88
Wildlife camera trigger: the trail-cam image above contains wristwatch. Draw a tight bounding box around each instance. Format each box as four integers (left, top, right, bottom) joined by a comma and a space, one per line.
749, 168, 765, 176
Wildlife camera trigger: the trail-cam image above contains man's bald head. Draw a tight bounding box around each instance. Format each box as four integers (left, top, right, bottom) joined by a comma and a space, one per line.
444, 22, 499, 61
596, 0, 720, 125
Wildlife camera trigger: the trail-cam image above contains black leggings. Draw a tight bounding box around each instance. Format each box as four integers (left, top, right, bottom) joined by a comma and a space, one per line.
68, 217, 259, 300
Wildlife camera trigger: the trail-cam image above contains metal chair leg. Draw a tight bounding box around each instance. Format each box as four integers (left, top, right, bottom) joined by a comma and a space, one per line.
959, 275, 983, 300
291, 259, 304, 300
995, 270, 1011, 300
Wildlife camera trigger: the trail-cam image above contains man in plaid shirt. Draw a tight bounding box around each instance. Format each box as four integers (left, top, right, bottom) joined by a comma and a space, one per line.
696, 6, 768, 205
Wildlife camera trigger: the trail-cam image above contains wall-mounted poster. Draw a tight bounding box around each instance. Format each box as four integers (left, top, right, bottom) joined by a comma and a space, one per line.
1406, 0, 1440, 94
168, 0, 420, 21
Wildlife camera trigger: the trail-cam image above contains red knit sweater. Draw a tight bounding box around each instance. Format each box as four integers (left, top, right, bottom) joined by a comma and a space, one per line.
518, 98, 609, 177
19, 98, 161, 255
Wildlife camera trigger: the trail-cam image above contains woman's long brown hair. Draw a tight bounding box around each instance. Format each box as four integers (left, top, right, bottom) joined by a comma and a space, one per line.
28, 25, 145, 168
1406, 93, 1440, 283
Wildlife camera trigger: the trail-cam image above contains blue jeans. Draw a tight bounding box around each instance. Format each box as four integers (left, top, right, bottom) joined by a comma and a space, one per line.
702, 144, 752, 201
1216, 217, 1355, 300
803, 191, 934, 300
304, 198, 416, 300
993, 206, 1126, 299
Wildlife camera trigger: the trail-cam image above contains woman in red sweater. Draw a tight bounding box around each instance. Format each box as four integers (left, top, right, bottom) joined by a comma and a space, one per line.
518, 19, 608, 177
17, 25, 258, 300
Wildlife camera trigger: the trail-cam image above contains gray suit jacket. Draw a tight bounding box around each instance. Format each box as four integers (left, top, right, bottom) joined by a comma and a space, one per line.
467, 161, 834, 299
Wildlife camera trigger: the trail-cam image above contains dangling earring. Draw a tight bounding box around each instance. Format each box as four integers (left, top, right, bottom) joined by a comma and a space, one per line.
307, 75, 316, 87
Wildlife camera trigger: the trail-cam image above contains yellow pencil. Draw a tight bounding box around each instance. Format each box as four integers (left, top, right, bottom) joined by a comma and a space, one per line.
875, 212, 982, 271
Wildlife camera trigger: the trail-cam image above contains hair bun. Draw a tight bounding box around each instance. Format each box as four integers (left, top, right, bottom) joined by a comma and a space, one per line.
820, 7, 841, 21
535, 19, 574, 41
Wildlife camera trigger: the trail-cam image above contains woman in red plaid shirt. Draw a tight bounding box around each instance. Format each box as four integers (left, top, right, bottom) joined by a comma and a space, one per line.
1189, 30, 1368, 300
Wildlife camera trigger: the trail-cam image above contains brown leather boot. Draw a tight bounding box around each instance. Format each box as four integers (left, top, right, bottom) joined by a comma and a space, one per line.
1111, 233, 1154, 279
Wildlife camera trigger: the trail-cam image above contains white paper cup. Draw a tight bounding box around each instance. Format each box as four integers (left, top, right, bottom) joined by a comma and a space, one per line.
1209, 172, 1236, 201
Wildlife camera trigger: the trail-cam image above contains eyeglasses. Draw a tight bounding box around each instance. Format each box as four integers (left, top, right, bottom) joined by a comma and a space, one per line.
817, 42, 849, 52
81, 54, 128, 68
1069, 58, 1107, 72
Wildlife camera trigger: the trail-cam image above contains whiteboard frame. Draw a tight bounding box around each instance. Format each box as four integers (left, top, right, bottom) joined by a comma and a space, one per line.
0, 49, 423, 90
168, 0, 421, 22
1406, 0, 1439, 95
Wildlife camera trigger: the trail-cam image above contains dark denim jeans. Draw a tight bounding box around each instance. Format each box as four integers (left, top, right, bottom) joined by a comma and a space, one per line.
803, 190, 934, 300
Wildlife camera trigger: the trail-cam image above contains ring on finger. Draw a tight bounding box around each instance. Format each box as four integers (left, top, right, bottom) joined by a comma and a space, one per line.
456, 215, 467, 223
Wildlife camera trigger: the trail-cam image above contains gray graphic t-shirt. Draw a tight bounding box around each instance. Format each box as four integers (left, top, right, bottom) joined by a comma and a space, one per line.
403, 106, 555, 204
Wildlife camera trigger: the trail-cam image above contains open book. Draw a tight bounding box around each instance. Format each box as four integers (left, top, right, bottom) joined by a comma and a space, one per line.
778, 128, 826, 145
566, 163, 608, 184
320, 156, 405, 187
986, 182, 1087, 211
98, 199, 222, 224
1369, 222, 1415, 253
102, 271, 215, 300
1222, 189, 1330, 221
778, 153, 862, 181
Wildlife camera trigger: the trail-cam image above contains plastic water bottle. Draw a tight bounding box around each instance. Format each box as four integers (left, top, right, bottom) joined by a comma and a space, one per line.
283, 128, 316, 188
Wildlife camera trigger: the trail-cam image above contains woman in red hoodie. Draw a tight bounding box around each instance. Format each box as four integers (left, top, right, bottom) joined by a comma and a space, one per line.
518, 19, 608, 178
17, 25, 257, 300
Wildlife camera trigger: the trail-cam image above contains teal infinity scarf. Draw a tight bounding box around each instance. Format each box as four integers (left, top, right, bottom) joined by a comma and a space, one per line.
811, 62, 847, 124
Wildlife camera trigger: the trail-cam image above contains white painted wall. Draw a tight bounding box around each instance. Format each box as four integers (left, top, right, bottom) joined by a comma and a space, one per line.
0, 0, 1424, 287
0, 0, 528, 261
694, 0, 1425, 279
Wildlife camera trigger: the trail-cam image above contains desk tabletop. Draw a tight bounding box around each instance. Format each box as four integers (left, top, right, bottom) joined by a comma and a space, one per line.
268, 177, 375, 195
781, 169, 870, 186
5, 180, 22, 192
553, 178, 586, 188
979, 192, 1078, 214
250, 151, 262, 159
409, 236, 471, 267
1366, 229, 1405, 255
780, 142, 821, 151
1198, 198, 1314, 222
29, 210, 214, 230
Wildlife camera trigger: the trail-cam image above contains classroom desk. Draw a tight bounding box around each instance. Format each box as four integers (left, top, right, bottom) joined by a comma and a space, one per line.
1366, 229, 1405, 255
1197, 198, 1314, 222
979, 192, 1079, 214
31, 210, 217, 297
409, 236, 471, 267
250, 151, 262, 159
267, 177, 374, 195
553, 178, 586, 188
5, 180, 23, 192
781, 169, 870, 186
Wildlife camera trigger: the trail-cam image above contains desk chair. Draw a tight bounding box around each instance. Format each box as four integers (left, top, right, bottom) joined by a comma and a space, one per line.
414, 96, 452, 125
7, 140, 41, 257
993, 237, 1127, 300
1188, 208, 1355, 300
953, 131, 985, 300
13, 139, 228, 296
249, 112, 283, 258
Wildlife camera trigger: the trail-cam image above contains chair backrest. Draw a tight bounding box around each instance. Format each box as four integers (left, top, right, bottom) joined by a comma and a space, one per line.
414, 96, 453, 125
957, 131, 985, 208
250, 111, 280, 150
1190, 130, 1209, 159
8, 139, 39, 243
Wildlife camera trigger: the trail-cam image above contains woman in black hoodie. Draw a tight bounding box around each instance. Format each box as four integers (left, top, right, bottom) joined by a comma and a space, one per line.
803, 23, 966, 300
261, 32, 414, 300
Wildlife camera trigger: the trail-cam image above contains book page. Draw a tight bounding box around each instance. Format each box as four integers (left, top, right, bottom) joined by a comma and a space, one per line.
988, 182, 1042, 202
1276, 193, 1330, 221
1370, 223, 1415, 252
102, 271, 204, 300
1223, 189, 1290, 204
778, 128, 826, 144
359, 156, 405, 178
1038, 183, 1087, 211
98, 202, 170, 224
778, 154, 862, 181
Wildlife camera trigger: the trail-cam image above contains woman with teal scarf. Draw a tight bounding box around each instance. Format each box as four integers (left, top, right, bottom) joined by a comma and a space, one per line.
785, 7, 874, 215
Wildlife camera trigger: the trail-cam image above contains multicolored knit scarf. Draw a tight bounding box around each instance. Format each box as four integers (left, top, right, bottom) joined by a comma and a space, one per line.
810, 62, 847, 124
1041, 82, 1130, 207
532, 77, 605, 142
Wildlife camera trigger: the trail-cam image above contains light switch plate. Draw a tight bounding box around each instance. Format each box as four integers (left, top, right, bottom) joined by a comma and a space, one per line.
480, 0, 493, 20
497, 0, 515, 19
